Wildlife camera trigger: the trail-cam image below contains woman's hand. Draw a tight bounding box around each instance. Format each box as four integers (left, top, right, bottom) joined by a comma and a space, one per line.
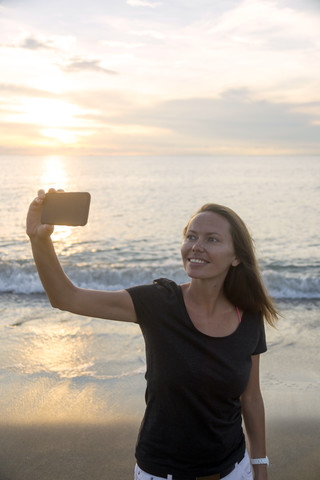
26, 189, 54, 239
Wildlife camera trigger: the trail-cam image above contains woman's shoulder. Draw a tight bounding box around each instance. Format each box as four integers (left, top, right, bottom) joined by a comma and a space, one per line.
153, 277, 178, 290
126, 278, 182, 325
242, 310, 263, 321
241, 310, 264, 330
127, 278, 179, 303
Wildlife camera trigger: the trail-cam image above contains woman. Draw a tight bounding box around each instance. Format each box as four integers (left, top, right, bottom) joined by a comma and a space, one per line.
27, 191, 277, 480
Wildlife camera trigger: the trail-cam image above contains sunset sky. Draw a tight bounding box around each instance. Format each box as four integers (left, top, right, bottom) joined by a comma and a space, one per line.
1, 0, 320, 156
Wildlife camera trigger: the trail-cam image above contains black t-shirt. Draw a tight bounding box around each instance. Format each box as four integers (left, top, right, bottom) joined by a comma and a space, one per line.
127, 278, 267, 477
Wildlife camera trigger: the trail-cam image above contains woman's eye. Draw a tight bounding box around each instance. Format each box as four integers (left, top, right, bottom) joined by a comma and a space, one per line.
209, 237, 218, 243
186, 234, 196, 240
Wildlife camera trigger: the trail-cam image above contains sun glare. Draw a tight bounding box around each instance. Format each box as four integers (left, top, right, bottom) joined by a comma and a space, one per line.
41, 128, 78, 144
20, 98, 87, 144
23, 322, 93, 379
22, 99, 80, 127
40, 156, 73, 241
41, 156, 68, 190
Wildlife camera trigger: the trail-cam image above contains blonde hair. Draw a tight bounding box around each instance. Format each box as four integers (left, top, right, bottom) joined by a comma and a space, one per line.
184, 204, 278, 327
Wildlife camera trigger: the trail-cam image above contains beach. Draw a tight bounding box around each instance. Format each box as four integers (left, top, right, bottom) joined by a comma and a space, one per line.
0, 421, 138, 480
0, 154, 319, 479
0, 412, 319, 479
1, 299, 319, 480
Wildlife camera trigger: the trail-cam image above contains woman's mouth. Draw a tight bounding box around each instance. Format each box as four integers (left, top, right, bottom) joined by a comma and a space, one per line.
188, 258, 208, 264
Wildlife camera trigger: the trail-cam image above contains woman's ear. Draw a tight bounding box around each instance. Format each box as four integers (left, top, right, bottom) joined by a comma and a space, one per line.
231, 257, 241, 267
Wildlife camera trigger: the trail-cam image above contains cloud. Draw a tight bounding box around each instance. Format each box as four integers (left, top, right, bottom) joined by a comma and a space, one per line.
0, 33, 75, 52
0, 83, 56, 98
0, 35, 56, 50
2, 81, 319, 155
102, 40, 144, 49
153, 90, 320, 144
128, 29, 165, 40
19, 35, 55, 50
86, 88, 319, 154
209, 0, 320, 48
59, 56, 118, 75
0, 0, 320, 155
56, 87, 320, 155
127, 0, 162, 7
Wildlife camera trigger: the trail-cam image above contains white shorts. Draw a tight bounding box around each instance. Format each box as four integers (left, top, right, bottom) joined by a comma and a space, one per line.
134, 450, 253, 480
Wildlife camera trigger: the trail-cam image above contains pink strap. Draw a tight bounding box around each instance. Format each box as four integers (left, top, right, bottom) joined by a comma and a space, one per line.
236, 307, 242, 323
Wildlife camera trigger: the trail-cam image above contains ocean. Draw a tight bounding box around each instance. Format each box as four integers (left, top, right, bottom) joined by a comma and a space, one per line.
0, 154, 319, 426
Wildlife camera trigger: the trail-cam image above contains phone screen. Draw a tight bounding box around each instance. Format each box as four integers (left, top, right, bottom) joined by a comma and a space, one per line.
41, 192, 91, 226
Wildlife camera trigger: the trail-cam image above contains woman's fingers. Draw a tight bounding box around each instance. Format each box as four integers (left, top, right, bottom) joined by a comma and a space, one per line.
27, 189, 55, 238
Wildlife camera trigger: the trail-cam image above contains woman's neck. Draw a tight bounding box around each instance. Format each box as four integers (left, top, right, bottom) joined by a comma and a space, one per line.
182, 279, 228, 314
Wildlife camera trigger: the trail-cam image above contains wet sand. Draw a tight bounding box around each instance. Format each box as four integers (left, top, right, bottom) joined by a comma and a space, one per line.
0, 421, 138, 480
0, 415, 319, 480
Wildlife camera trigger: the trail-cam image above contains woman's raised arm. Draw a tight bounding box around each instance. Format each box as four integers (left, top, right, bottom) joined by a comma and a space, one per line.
26, 190, 137, 323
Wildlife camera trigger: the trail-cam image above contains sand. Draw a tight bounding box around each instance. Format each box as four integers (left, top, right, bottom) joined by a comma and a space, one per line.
267, 418, 320, 479
0, 411, 319, 480
0, 421, 138, 480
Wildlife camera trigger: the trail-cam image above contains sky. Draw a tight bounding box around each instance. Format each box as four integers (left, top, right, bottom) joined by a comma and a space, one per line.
0, 0, 320, 156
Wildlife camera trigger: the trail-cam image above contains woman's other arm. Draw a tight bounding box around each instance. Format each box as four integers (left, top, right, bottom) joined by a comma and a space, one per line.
26, 190, 137, 323
241, 355, 268, 480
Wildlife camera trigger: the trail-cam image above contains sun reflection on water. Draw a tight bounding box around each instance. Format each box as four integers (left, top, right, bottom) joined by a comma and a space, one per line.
23, 322, 94, 379
52, 224, 73, 244
40, 155, 74, 241
4, 319, 106, 423
40, 156, 69, 191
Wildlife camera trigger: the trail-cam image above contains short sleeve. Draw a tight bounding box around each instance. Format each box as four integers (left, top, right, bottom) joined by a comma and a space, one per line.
126, 278, 180, 327
126, 284, 156, 325
252, 316, 267, 355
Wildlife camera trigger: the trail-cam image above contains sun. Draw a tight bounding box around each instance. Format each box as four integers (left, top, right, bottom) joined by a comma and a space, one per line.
21, 98, 85, 144
41, 128, 78, 144
22, 98, 80, 126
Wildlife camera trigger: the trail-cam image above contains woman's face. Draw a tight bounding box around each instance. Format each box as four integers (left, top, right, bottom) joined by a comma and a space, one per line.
181, 211, 240, 282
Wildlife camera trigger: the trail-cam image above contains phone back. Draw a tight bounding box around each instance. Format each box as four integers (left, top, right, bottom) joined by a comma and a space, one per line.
41, 192, 91, 226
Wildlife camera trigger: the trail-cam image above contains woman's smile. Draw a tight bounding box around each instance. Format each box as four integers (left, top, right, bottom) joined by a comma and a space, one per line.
188, 257, 209, 265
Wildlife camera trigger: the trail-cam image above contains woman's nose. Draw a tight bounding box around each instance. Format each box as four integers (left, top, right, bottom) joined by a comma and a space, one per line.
192, 239, 204, 251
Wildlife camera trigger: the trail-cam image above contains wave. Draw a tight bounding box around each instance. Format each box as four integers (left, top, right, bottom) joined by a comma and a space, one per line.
0, 259, 186, 295
263, 268, 320, 300
0, 259, 319, 300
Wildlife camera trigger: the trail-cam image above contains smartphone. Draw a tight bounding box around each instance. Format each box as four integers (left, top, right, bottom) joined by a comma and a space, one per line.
41, 192, 91, 226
